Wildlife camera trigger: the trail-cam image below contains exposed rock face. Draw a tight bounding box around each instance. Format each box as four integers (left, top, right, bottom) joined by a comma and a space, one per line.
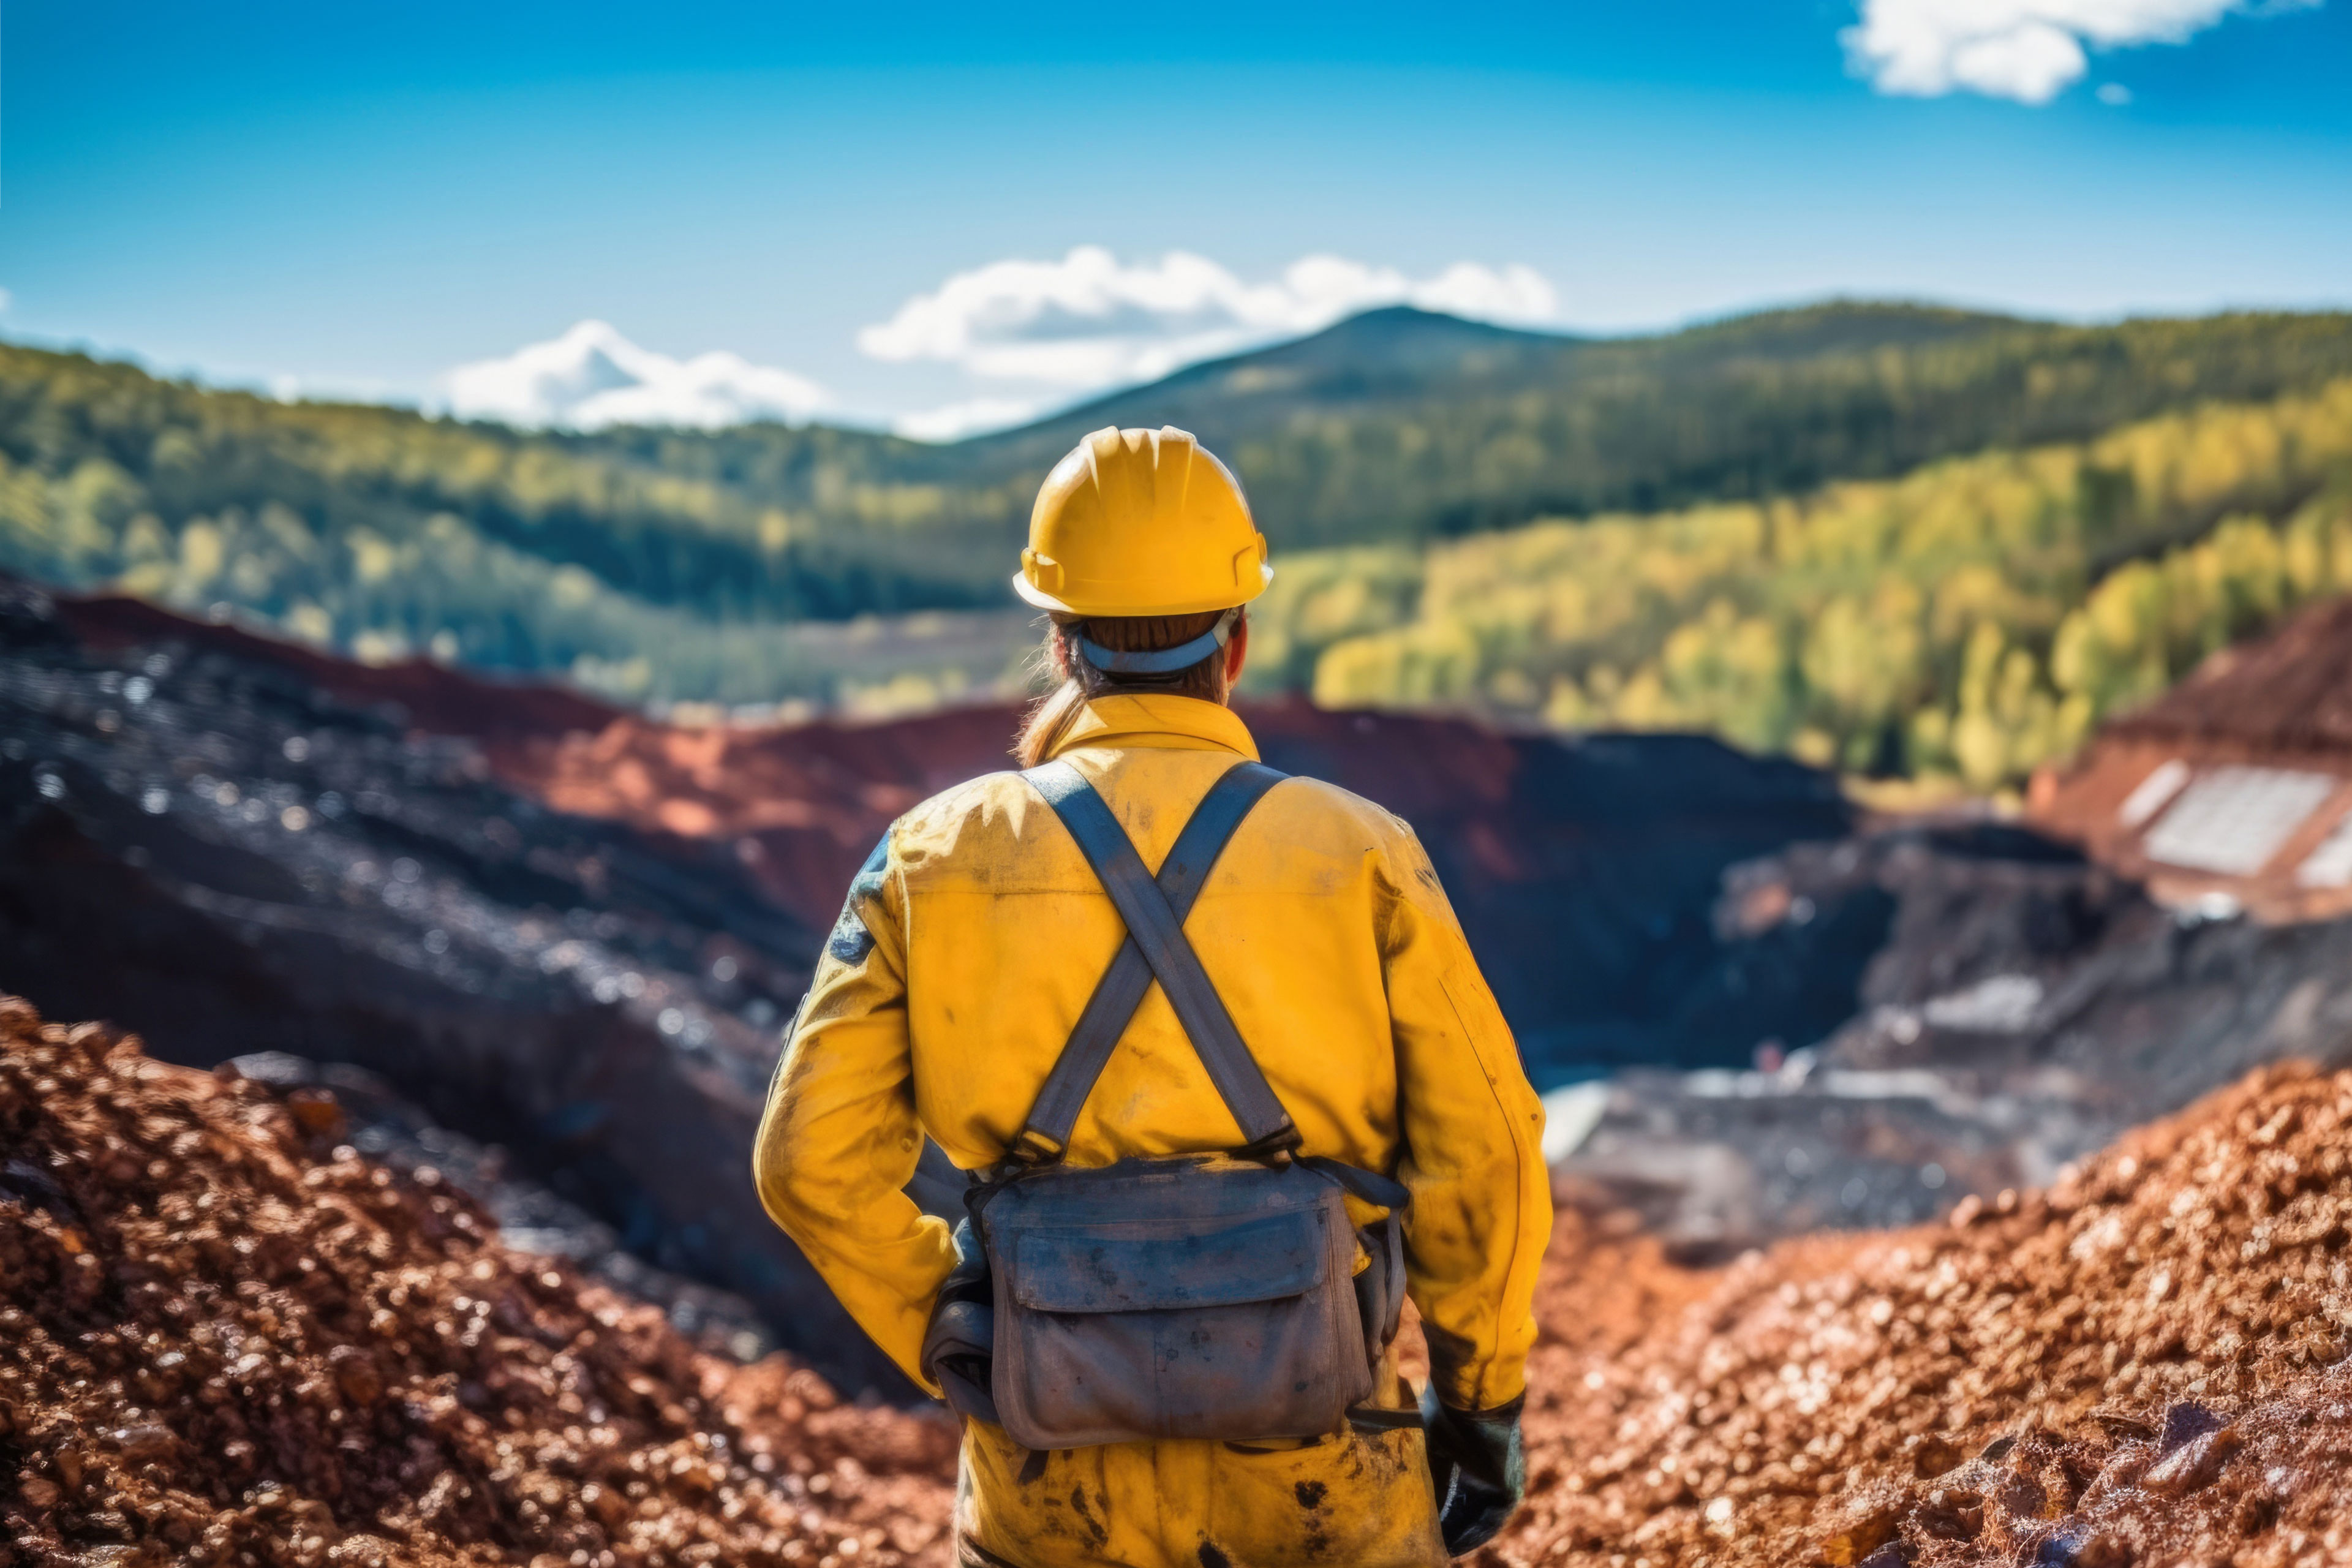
58, 587, 1869, 1085
1558, 817, 2352, 1257
25, 590, 1866, 1096
483, 698, 1860, 1082
0, 997, 957, 1568
1504, 1061, 2352, 1567
0, 581, 883, 1384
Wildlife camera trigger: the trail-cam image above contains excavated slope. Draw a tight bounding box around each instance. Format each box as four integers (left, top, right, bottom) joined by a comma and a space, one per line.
1500, 1063, 2352, 1567
0, 997, 956, 1568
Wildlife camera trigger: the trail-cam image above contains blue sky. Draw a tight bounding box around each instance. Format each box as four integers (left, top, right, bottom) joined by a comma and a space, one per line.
5, 1, 2348, 436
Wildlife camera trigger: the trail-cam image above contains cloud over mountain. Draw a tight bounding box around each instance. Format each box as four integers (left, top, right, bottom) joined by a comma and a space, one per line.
440, 320, 831, 430
440, 252, 1560, 440
1842, 0, 2312, 104
859, 246, 1559, 393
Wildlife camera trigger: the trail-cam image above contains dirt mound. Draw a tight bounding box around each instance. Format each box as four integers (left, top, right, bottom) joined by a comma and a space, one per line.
56, 590, 623, 749
2099, 592, 2352, 756
11, 973, 2352, 1568
1502, 1063, 2352, 1567
0, 996, 956, 1568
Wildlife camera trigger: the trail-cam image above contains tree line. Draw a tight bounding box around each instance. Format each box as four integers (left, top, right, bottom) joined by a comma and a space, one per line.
3, 304, 2352, 717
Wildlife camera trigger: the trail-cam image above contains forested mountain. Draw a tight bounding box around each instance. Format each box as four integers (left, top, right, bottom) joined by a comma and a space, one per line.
578, 303, 2352, 550
956, 304, 2352, 543
3, 303, 2352, 707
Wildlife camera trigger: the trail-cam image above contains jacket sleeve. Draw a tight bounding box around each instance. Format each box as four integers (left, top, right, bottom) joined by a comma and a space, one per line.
1376, 820, 1551, 1412
752, 828, 957, 1391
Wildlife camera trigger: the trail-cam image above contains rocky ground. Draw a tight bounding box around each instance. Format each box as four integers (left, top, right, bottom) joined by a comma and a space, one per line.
0, 997, 956, 1568
1503, 1061, 2352, 1567
218, 1048, 782, 1364
11, 987, 2350, 1567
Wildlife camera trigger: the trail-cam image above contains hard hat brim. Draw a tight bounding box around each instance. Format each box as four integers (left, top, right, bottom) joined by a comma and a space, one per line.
1011, 561, 1273, 619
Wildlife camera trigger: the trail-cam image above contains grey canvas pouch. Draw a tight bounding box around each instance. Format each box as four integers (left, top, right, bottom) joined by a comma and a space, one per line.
980, 1156, 1372, 1449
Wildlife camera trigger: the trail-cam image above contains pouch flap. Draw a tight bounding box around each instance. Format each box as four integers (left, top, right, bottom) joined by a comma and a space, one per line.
1008, 1208, 1330, 1313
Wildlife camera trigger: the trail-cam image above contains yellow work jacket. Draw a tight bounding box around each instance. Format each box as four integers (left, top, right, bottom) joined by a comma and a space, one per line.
753, 694, 1550, 1568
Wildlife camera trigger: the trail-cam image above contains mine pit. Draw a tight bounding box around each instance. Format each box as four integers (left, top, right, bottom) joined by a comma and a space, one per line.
9, 584, 2352, 1567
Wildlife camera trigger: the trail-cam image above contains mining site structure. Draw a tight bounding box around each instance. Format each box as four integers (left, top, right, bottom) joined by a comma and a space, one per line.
2036, 594, 2352, 925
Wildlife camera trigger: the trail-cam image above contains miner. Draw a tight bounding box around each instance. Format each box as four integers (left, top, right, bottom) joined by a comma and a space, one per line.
755, 425, 1548, 1567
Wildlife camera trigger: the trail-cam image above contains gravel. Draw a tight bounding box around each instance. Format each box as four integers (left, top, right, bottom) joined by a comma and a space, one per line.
13, 976, 2352, 1566
1496, 1061, 2352, 1566
0, 997, 954, 1568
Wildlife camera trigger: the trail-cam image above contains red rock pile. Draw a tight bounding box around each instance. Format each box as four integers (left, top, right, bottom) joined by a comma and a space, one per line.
1498, 1063, 2352, 1567
0, 996, 956, 1568
15, 968, 2352, 1568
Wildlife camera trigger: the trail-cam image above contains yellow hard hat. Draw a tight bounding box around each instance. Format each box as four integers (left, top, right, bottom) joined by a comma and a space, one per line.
1014, 426, 1272, 617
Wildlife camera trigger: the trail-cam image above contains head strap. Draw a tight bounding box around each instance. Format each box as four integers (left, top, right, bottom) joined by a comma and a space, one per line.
1074, 606, 1239, 676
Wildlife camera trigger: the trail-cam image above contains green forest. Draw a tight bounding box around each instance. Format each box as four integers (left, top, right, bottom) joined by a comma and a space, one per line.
2, 302, 2351, 755
1252, 380, 2352, 791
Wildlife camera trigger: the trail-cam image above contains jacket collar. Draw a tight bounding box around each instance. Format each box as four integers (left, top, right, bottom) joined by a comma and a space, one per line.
1046, 694, 1262, 762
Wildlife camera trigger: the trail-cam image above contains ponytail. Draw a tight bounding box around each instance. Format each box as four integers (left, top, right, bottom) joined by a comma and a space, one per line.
1016, 677, 1092, 769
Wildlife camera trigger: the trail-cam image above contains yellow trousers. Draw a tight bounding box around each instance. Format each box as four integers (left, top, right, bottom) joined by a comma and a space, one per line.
953, 1357, 1446, 1568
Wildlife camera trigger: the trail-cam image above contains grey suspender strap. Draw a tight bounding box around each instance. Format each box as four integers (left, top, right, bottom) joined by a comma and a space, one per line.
1020, 759, 1300, 1159
1013, 760, 1289, 1160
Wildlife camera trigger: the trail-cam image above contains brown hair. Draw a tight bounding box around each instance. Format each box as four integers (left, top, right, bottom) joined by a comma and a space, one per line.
1014, 609, 1239, 768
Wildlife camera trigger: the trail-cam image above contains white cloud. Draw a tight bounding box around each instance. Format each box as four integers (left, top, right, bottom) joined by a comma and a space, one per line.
890, 396, 1054, 443
1842, 0, 2309, 104
440, 320, 830, 430
858, 246, 1559, 393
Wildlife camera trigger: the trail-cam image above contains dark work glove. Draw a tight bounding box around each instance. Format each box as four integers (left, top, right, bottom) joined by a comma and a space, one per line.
1419, 1383, 1526, 1557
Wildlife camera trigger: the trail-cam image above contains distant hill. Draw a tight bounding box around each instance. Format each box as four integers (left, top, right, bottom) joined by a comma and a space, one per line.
617, 301, 2352, 549
960, 301, 2030, 528
5, 302, 2352, 704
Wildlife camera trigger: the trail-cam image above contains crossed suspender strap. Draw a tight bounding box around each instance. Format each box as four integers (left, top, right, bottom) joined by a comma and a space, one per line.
1016, 759, 1298, 1163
